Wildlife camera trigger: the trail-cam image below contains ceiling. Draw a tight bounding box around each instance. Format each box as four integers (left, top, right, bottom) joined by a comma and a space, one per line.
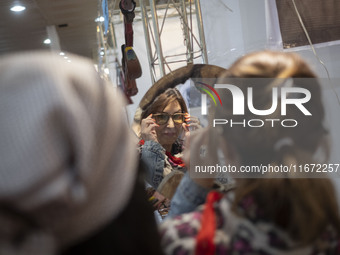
0, 0, 100, 59
0, 0, 184, 60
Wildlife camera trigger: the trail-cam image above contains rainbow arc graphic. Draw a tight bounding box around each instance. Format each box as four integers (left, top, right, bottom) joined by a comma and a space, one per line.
196, 81, 223, 106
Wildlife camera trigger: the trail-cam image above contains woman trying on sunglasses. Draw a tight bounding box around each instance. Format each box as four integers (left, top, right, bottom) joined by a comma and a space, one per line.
139, 88, 199, 218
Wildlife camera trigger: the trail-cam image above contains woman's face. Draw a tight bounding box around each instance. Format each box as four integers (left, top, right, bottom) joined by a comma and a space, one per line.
155, 100, 183, 150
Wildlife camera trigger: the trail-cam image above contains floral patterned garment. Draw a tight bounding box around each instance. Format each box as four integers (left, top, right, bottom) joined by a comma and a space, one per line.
160, 193, 340, 255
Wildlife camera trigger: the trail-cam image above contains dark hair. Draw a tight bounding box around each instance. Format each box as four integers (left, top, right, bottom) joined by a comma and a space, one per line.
61, 162, 164, 255
141, 88, 188, 121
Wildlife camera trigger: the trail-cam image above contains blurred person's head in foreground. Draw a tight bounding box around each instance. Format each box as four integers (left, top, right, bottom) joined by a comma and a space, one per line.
213, 50, 339, 246
0, 51, 162, 255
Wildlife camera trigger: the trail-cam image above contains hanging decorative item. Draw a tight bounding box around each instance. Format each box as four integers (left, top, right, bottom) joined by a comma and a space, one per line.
119, 0, 142, 101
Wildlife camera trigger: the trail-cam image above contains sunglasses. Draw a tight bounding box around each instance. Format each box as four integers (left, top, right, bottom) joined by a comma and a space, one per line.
153, 113, 186, 125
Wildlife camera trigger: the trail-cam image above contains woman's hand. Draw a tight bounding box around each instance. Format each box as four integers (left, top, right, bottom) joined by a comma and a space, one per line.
140, 114, 159, 142
184, 113, 201, 131
180, 113, 201, 150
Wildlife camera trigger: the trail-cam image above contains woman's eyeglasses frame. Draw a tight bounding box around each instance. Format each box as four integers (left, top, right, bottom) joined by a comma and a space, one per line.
153, 113, 186, 125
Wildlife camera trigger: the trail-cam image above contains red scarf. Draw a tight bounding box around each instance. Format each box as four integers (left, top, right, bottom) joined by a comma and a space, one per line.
195, 191, 224, 255
165, 151, 185, 167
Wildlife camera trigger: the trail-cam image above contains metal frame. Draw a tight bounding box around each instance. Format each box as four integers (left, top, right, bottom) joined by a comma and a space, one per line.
102, 0, 208, 84
139, 0, 208, 83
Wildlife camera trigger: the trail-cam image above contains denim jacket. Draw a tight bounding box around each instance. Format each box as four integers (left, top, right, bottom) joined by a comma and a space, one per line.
169, 173, 235, 217
141, 140, 210, 217
140, 140, 166, 189
168, 173, 209, 217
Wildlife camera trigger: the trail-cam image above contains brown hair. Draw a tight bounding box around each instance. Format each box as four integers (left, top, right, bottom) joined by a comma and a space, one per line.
216, 51, 340, 244
141, 88, 188, 120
